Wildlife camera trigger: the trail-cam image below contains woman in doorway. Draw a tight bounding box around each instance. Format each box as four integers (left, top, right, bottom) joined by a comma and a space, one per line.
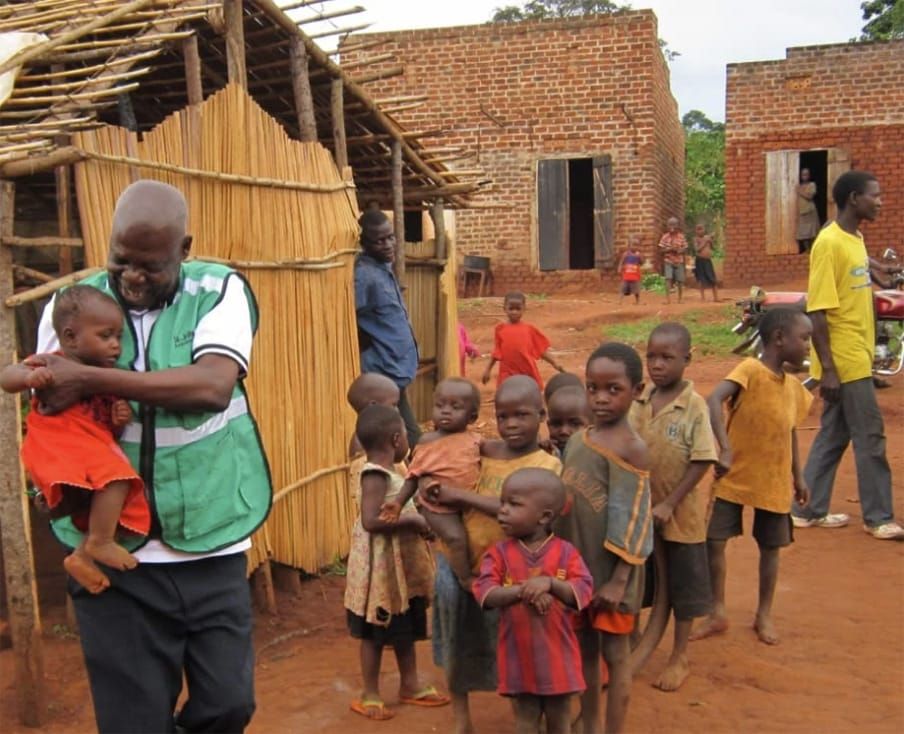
796, 168, 820, 254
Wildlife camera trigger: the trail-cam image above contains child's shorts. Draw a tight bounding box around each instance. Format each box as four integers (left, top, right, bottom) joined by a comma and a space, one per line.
663, 540, 712, 620
620, 280, 640, 296
346, 596, 428, 647
664, 262, 686, 283
707, 498, 793, 548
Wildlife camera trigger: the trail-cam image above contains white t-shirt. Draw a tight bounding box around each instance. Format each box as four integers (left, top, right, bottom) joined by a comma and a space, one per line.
37, 274, 256, 563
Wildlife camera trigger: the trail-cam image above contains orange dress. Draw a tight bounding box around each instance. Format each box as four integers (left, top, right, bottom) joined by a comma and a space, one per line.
492, 321, 551, 389
22, 395, 149, 535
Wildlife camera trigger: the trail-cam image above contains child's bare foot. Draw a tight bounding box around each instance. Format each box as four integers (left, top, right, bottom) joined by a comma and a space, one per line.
63, 552, 110, 594
753, 615, 779, 645
653, 655, 690, 692
689, 615, 728, 641
83, 537, 138, 571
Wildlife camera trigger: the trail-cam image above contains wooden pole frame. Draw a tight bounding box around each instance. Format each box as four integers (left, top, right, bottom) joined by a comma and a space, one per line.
182, 34, 203, 106
391, 140, 405, 285
0, 179, 45, 728
289, 37, 317, 143
330, 78, 347, 171
223, 0, 247, 88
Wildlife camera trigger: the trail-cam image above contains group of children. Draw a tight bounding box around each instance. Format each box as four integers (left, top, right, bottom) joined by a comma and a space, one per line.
342, 289, 816, 733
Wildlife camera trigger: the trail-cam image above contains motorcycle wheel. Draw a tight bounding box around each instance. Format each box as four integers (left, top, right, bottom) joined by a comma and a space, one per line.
629, 535, 670, 674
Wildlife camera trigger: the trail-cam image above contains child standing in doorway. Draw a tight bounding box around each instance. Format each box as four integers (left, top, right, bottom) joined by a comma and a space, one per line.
629, 323, 718, 692
474, 468, 593, 734
482, 292, 565, 390
693, 307, 813, 646
617, 237, 643, 305
344, 404, 449, 721
555, 343, 653, 734
1, 286, 148, 595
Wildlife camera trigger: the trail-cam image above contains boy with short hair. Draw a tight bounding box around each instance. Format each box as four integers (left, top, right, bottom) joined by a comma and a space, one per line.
629, 322, 718, 692
482, 292, 564, 390
474, 468, 593, 734
694, 308, 813, 646
546, 385, 591, 457
658, 217, 688, 305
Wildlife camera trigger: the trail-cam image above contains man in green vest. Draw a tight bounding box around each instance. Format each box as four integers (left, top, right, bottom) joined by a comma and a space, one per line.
33, 180, 272, 732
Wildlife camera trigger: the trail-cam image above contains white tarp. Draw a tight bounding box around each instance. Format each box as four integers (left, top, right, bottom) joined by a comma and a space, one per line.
0, 31, 49, 107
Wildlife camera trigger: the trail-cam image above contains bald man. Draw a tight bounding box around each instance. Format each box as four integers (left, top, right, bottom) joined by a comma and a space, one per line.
34, 180, 271, 733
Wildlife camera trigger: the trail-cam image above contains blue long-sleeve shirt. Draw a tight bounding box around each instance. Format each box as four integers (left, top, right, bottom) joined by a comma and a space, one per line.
354, 254, 419, 387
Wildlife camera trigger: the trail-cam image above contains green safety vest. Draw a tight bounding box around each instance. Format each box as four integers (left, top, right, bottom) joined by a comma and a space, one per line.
51, 261, 272, 553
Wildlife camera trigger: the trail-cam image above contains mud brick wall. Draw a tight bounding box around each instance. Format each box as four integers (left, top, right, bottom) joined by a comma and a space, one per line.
344, 12, 684, 293
725, 40, 904, 285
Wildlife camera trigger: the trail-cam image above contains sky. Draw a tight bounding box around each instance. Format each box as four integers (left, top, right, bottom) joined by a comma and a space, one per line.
288, 0, 868, 122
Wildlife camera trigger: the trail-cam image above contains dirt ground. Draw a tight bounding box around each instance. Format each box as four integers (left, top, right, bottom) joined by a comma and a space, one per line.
3, 283, 903, 734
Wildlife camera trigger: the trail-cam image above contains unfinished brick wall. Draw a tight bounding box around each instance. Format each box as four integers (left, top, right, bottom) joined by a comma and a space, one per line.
725, 40, 904, 285
344, 12, 684, 293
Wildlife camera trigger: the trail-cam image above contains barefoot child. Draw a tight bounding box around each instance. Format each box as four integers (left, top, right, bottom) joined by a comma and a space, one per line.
617, 237, 643, 305
474, 468, 593, 734
658, 218, 688, 305
482, 292, 565, 389
694, 308, 813, 646
0, 286, 148, 594
554, 343, 652, 734
547, 385, 591, 457
629, 323, 718, 692
344, 404, 449, 720
692, 224, 719, 302
384, 378, 483, 589
428, 375, 561, 734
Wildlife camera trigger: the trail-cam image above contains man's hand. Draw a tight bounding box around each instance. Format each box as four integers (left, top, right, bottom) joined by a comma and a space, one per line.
111, 399, 132, 427
818, 369, 841, 403
652, 500, 675, 526
714, 447, 733, 478
520, 576, 552, 604
591, 577, 628, 612
24, 366, 54, 390
425, 483, 463, 508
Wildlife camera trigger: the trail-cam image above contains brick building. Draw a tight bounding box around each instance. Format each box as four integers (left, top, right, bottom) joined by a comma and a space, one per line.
725, 40, 904, 285
344, 12, 684, 292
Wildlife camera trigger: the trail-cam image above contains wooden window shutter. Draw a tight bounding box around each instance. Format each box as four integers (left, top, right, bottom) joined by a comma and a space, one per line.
765, 150, 799, 255
825, 148, 851, 224
537, 158, 569, 271
592, 155, 614, 269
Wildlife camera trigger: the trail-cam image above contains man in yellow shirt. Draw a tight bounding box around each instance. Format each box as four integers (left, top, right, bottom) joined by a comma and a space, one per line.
793, 171, 903, 540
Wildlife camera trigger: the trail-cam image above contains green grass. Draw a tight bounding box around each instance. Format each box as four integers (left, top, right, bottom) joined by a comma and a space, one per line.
602, 309, 739, 356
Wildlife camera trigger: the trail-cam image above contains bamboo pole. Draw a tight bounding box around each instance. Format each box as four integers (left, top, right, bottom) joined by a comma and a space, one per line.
0, 147, 86, 178
431, 199, 446, 260
1, 235, 83, 248
391, 139, 405, 285
13, 265, 54, 284
294, 5, 365, 25
54, 144, 73, 275
349, 65, 404, 85
0, 180, 45, 728
289, 37, 317, 143
224, 0, 246, 88
331, 78, 347, 171
309, 22, 371, 39
182, 34, 203, 106
4, 266, 102, 308
0, 0, 156, 76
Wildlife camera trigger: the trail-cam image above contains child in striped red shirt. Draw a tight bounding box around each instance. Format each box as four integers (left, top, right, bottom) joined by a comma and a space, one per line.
473, 467, 593, 734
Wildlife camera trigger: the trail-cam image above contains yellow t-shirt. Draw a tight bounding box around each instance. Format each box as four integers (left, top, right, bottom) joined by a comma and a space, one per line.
713, 359, 813, 514
807, 221, 875, 383
629, 381, 718, 543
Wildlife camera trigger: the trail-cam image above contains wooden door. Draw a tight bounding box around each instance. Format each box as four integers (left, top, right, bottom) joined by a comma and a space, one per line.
592, 155, 614, 268
765, 150, 799, 255
537, 158, 569, 271
825, 148, 851, 223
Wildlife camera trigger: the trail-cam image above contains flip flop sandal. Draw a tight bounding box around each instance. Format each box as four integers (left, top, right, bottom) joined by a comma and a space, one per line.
398, 685, 451, 707
350, 698, 395, 721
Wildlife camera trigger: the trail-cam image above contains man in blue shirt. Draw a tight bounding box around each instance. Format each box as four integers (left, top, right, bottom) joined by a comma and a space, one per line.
354, 210, 422, 446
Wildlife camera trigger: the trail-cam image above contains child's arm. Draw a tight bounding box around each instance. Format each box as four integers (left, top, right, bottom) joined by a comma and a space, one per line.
539, 350, 564, 373
379, 477, 418, 523
481, 356, 498, 385
592, 560, 632, 612
481, 585, 524, 609
791, 428, 810, 508
110, 399, 132, 438
474, 544, 522, 608
360, 472, 428, 535
520, 575, 581, 609
652, 461, 711, 526
427, 484, 500, 517
0, 362, 52, 393
707, 380, 741, 478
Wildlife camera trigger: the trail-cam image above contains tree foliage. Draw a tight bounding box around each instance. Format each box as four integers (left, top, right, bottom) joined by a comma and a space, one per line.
859, 0, 904, 40
682, 111, 725, 241
491, 0, 627, 21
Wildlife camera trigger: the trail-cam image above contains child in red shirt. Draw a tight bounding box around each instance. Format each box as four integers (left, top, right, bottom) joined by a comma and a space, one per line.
482, 292, 564, 389
617, 236, 643, 305
474, 467, 593, 734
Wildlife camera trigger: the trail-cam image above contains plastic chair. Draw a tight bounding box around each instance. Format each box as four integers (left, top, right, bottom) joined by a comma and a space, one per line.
458, 254, 492, 297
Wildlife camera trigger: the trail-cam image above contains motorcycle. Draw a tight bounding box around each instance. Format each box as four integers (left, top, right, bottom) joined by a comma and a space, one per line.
731, 248, 904, 380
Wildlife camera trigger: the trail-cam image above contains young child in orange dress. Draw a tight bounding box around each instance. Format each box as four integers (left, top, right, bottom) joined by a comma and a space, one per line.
482, 292, 564, 390
0, 286, 148, 594
617, 236, 643, 305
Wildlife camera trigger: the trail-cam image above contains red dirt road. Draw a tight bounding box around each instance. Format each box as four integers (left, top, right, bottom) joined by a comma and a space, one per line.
3, 286, 903, 733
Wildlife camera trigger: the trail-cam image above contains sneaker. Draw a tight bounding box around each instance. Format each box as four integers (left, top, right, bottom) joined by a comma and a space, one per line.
792, 513, 850, 529
863, 522, 904, 540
